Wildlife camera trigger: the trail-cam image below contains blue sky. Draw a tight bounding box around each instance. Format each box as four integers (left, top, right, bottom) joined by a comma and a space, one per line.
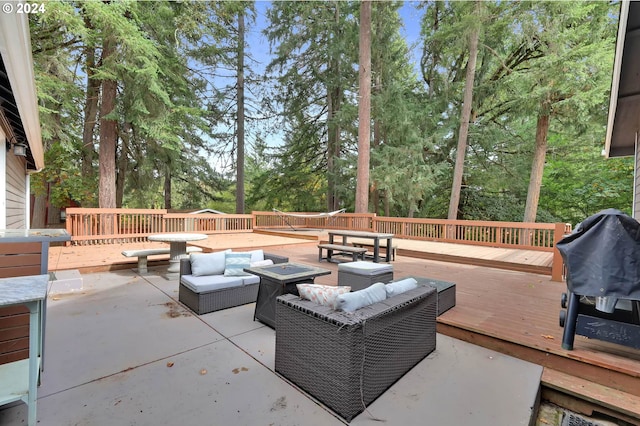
225, 1, 425, 155
248, 1, 424, 73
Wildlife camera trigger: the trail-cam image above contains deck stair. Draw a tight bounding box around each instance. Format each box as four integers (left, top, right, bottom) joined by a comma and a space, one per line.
541, 368, 640, 425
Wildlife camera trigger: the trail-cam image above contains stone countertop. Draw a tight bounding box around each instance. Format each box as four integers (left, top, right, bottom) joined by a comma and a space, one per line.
0, 229, 70, 243
0, 274, 48, 306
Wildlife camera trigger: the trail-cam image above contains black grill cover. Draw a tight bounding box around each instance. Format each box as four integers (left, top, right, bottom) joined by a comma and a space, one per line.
556, 208, 640, 299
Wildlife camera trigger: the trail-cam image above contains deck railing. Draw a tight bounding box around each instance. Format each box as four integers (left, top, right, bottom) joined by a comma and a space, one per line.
66, 208, 570, 280
252, 211, 570, 281
65, 208, 253, 245
373, 216, 569, 251
256, 211, 375, 231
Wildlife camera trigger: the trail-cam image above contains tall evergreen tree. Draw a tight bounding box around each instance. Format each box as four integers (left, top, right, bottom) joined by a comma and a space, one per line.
448, 0, 482, 220
355, 0, 372, 213
265, 1, 359, 211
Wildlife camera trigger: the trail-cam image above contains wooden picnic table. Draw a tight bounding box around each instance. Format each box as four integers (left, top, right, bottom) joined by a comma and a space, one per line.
327, 230, 394, 263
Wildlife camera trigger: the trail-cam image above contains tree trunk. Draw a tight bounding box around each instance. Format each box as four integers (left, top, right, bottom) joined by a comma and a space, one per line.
355, 0, 372, 213
326, 6, 341, 212
523, 103, 551, 223
164, 165, 172, 210
371, 94, 381, 214
371, 12, 382, 215
447, 0, 481, 220
384, 190, 390, 217
81, 21, 99, 179
116, 122, 130, 208
98, 34, 117, 209
31, 194, 46, 228
47, 204, 61, 226
326, 86, 342, 212
235, 10, 245, 214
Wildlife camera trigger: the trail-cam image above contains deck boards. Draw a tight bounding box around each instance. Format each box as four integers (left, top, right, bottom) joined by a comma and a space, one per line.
46, 232, 640, 420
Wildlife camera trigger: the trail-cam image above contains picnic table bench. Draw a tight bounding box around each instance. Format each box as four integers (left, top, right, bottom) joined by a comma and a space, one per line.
317, 243, 367, 263
351, 241, 398, 261
122, 246, 202, 273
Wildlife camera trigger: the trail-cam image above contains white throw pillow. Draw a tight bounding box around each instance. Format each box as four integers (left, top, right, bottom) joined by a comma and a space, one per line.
190, 249, 230, 276
250, 259, 274, 267
297, 284, 351, 308
334, 282, 387, 312
385, 278, 418, 297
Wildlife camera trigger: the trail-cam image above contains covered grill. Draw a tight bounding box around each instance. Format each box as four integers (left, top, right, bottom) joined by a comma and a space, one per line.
556, 209, 640, 350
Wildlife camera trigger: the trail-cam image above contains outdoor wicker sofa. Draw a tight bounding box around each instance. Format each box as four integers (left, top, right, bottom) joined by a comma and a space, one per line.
179, 251, 288, 314
275, 284, 437, 422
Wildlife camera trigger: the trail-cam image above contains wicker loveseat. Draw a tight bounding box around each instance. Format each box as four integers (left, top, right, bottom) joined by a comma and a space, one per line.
275, 284, 437, 422
179, 251, 288, 314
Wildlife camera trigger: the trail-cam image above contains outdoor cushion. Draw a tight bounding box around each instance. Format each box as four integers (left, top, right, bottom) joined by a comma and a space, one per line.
337, 261, 393, 275
297, 284, 351, 308
190, 249, 230, 276
385, 277, 418, 297
181, 274, 244, 293
250, 259, 274, 267
224, 252, 252, 276
234, 249, 265, 263
334, 282, 387, 312
242, 274, 260, 285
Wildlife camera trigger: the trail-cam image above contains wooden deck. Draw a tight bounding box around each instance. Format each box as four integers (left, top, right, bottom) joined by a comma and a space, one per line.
47, 232, 640, 423
257, 228, 554, 275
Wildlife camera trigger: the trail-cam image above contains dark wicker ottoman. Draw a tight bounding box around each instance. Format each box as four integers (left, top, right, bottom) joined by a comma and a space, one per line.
412, 277, 456, 316
337, 261, 394, 291
275, 285, 437, 422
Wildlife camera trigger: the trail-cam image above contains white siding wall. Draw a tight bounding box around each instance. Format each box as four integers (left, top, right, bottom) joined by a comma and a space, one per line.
4, 137, 27, 229
0, 131, 5, 228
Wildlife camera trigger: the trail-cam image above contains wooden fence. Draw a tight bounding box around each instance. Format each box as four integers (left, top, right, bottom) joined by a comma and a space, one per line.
66, 208, 570, 280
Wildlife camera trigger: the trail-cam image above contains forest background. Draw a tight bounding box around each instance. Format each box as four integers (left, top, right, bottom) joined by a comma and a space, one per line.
28, 0, 633, 228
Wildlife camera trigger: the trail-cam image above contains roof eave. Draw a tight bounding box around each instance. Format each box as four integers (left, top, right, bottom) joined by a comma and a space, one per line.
0, 13, 44, 171
605, 0, 630, 159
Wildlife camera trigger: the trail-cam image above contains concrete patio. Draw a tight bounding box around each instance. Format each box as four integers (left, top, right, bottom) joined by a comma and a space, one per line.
0, 266, 542, 425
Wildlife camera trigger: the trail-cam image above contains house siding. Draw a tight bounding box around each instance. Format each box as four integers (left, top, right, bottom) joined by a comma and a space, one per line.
6, 152, 26, 229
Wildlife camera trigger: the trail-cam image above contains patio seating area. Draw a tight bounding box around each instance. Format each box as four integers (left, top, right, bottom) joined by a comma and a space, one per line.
2, 232, 640, 424
0, 265, 542, 425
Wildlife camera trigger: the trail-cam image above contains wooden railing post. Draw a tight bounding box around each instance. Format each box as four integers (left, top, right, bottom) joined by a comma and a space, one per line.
551, 222, 566, 282
65, 213, 73, 246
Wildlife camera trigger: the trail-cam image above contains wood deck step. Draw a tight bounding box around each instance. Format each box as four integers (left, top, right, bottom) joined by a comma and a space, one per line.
541, 368, 640, 423
401, 248, 552, 275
